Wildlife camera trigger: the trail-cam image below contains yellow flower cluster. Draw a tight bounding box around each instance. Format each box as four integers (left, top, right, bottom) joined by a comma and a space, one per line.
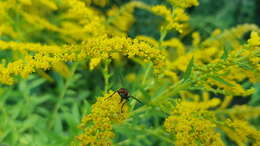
248, 31, 260, 47
89, 57, 102, 70
222, 119, 260, 146
167, 0, 199, 8
58, 0, 108, 39
0, 41, 74, 84
0, 35, 165, 84
151, 5, 189, 33
164, 100, 224, 146
77, 91, 129, 145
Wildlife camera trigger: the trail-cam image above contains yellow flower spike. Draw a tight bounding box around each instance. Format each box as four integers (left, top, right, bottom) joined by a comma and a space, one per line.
192, 32, 201, 47
223, 119, 260, 145
227, 105, 260, 120
77, 91, 129, 146
164, 100, 224, 146
151, 5, 171, 17
136, 35, 159, 47
167, 0, 199, 8
211, 28, 222, 36
202, 92, 209, 101
89, 57, 102, 70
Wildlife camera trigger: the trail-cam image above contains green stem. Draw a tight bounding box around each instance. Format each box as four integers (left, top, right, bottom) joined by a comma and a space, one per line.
159, 30, 167, 43
142, 63, 152, 85
102, 59, 111, 93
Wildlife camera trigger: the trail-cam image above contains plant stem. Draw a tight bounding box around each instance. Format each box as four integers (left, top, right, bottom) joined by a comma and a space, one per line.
159, 30, 167, 43
102, 59, 111, 93
142, 63, 152, 85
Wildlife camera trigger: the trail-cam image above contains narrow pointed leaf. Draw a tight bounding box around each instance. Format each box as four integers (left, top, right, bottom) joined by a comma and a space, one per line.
211, 76, 234, 87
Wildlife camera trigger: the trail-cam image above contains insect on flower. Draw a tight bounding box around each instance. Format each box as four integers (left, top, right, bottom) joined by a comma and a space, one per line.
106, 88, 143, 112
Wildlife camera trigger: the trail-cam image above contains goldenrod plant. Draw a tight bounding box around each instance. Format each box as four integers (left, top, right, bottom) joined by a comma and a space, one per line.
0, 0, 259, 145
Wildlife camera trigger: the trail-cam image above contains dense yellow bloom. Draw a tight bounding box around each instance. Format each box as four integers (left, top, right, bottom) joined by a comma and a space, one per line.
78, 35, 166, 74
164, 100, 224, 146
167, 0, 199, 8
77, 91, 129, 145
0, 41, 76, 84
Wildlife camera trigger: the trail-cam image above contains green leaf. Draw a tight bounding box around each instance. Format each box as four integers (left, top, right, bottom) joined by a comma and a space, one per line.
183, 57, 194, 81
211, 76, 234, 87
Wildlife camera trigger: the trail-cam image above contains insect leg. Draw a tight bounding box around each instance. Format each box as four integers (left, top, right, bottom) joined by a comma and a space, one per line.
119, 96, 124, 104
120, 99, 128, 112
129, 96, 143, 104
105, 91, 117, 100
